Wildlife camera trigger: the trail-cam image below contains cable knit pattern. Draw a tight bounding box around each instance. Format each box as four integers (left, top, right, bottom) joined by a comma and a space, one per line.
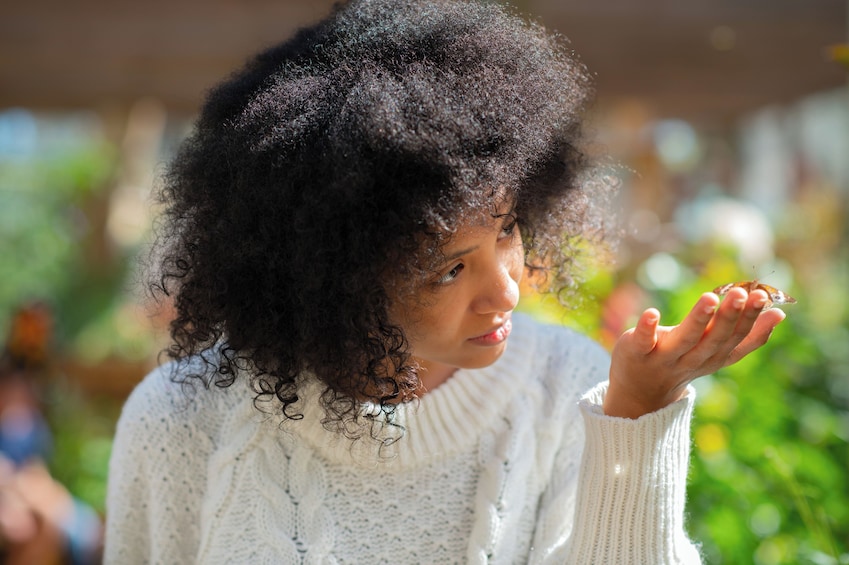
105, 313, 701, 564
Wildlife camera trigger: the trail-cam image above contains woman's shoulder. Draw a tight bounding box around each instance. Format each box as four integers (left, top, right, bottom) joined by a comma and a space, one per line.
511, 312, 610, 393
117, 353, 252, 445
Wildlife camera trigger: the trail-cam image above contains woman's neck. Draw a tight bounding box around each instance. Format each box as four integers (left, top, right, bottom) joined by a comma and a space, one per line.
413, 358, 458, 396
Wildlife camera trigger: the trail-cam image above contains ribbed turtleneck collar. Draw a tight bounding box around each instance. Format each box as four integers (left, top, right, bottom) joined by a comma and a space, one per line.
280, 313, 538, 470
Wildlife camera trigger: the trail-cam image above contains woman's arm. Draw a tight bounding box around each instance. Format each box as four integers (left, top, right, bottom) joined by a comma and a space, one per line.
531, 382, 701, 564
532, 288, 785, 564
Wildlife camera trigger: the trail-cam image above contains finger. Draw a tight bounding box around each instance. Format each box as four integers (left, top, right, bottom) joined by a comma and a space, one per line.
694, 288, 768, 366
708, 288, 768, 342
731, 289, 770, 338
726, 307, 786, 365
632, 308, 660, 354
702, 287, 750, 345
668, 292, 720, 353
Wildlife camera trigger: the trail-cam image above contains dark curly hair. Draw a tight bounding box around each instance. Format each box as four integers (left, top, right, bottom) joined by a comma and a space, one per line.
150, 0, 613, 434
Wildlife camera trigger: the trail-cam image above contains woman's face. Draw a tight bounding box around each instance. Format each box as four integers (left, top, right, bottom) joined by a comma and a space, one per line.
389, 208, 524, 391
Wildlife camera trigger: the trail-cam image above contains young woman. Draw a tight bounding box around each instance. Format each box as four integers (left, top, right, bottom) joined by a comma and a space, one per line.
105, 0, 785, 562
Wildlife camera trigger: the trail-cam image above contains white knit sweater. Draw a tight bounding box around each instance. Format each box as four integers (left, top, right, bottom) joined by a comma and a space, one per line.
105, 313, 701, 564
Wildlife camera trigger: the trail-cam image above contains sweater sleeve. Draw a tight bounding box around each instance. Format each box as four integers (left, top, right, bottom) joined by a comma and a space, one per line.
532, 381, 702, 565
104, 368, 213, 564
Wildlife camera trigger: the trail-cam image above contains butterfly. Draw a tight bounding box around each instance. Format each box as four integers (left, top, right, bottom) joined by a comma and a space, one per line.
712, 280, 797, 309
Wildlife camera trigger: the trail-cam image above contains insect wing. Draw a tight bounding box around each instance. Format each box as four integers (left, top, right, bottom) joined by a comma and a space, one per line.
713, 281, 748, 296
756, 283, 796, 305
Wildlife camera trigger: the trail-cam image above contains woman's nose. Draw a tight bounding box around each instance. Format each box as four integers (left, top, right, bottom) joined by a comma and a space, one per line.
472, 260, 520, 314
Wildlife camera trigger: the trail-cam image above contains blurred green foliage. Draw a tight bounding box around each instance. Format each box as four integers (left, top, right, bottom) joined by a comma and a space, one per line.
0, 117, 143, 513
42, 383, 121, 513
0, 138, 120, 342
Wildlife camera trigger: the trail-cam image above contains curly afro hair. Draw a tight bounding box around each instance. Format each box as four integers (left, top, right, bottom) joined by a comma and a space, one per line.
150, 0, 613, 433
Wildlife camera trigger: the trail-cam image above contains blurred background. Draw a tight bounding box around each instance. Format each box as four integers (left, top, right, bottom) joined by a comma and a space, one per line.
1, 0, 847, 563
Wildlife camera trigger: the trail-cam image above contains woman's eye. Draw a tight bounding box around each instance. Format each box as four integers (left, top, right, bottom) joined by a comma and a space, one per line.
437, 263, 464, 284
500, 218, 517, 239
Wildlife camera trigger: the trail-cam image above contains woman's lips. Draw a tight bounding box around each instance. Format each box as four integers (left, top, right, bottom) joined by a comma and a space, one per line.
468, 317, 512, 346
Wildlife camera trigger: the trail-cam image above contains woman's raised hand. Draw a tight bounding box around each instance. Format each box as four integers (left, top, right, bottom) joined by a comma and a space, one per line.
604, 287, 786, 419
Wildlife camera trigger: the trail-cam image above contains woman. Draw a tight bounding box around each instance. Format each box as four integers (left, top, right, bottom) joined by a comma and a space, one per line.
105, 1, 784, 562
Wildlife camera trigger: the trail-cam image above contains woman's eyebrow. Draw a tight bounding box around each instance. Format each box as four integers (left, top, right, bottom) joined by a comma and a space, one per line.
441, 245, 479, 264
492, 208, 516, 219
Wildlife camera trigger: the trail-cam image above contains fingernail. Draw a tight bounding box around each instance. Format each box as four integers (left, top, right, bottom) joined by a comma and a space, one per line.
753, 297, 767, 309
703, 304, 715, 315
733, 297, 746, 309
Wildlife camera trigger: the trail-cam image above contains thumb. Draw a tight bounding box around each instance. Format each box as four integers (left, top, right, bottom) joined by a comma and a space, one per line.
633, 308, 660, 354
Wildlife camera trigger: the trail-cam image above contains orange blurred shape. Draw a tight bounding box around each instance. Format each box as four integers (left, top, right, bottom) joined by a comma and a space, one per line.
5, 304, 53, 368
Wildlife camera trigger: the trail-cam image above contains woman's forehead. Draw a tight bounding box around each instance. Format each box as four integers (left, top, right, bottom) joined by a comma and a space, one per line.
431, 199, 515, 250
434, 189, 515, 230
